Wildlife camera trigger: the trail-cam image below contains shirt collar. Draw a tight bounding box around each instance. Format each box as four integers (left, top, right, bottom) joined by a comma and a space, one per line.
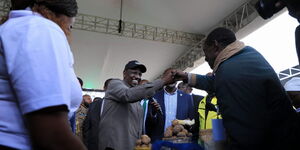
9, 7, 42, 19
164, 87, 178, 95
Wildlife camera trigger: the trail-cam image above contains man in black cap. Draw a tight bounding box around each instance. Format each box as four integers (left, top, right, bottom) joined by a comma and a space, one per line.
98, 60, 176, 150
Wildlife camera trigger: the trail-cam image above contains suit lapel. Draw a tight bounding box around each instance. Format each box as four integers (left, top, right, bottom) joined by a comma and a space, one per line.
154, 90, 165, 116
154, 90, 166, 125
159, 90, 166, 117
176, 90, 183, 119
176, 90, 182, 119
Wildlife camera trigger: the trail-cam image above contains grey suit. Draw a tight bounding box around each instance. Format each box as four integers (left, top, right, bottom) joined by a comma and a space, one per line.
98, 79, 164, 150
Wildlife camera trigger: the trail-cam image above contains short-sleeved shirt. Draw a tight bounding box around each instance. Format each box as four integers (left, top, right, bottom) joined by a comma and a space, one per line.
0, 9, 82, 149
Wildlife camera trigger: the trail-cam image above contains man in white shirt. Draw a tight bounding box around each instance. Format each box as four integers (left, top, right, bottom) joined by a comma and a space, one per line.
146, 71, 194, 142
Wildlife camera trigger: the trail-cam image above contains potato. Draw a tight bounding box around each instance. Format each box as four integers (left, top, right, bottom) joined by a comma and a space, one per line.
182, 129, 188, 134
172, 120, 179, 126
166, 128, 173, 135
135, 145, 142, 148
164, 129, 173, 138
166, 126, 173, 131
177, 131, 186, 137
141, 135, 151, 144
141, 135, 148, 139
136, 139, 142, 146
173, 125, 184, 135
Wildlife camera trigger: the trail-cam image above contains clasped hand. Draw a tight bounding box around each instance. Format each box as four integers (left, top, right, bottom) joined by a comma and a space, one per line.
161, 69, 188, 85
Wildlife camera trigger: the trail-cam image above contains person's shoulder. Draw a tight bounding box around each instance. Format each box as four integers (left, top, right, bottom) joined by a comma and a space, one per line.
153, 89, 164, 97
243, 46, 259, 52
76, 105, 85, 113
19, 14, 61, 30
192, 94, 204, 100
89, 99, 103, 109
222, 46, 269, 68
177, 90, 184, 95
108, 78, 123, 85
3, 14, 65, 42
89, 100, 98, 106
27, 15, 63, 32
217, 46, 254, 72
157, 89, 165, 94
225, 46, 255, 60
106, 78, 127, 90
177, 90, 191, 97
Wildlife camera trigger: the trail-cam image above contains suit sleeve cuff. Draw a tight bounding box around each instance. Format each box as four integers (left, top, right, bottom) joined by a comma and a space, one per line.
188, 73, 197, 87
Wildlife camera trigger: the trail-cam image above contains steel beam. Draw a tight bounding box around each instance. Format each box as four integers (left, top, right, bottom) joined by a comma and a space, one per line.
279, 65, 300, 85
0, 0, 204, 46
170, 0, 259, 72
74, 14, 204, 46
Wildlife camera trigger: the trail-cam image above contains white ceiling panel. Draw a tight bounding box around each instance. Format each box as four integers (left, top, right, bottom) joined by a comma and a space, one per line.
71, 29, 186, 89
71, 0, 250, 89
77, 0, 248, 33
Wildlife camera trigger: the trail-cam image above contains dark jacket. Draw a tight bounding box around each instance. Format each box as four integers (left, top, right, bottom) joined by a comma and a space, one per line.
191, 94, 204, 142
145, 89, 194, 142
83, 99, 103, 150
192, 46, 300, 150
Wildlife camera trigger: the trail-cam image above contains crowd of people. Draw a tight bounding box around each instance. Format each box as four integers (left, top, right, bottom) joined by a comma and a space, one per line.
1, 0, 300, 150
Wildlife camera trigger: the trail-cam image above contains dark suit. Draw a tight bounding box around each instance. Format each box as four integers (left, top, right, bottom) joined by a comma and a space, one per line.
83, 98, 103, 150
145, 89, 194, 142
296, 25, 300, 64
191, 94, 204, 142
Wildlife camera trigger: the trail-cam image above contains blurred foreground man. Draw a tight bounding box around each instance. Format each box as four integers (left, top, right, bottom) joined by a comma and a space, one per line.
98, 60, 175, 150
76, 94, 92, 140
175, 27, 300, 150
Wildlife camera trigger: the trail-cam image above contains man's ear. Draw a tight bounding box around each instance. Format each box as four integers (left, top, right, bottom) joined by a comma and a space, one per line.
123, 70, 126, 77
214, 40, 218, 46
214, 40, 220, 48
214, 40, 222, 52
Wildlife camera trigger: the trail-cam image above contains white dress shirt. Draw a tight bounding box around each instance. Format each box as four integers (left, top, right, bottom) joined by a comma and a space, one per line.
164, 88, 178, 131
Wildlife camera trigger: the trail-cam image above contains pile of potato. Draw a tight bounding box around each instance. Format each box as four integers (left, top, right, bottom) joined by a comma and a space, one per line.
135, 135, 151, 149
164, 120, 193, 138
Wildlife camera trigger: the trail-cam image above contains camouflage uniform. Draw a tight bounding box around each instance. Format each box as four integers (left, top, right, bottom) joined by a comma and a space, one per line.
75, 104, 88, 141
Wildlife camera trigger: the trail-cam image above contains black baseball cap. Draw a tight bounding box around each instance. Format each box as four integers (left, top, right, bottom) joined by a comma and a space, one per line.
124, 60, 147, 73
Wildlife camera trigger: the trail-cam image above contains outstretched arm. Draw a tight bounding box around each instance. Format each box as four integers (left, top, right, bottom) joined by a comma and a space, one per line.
106, 69, 177, 103
175, 70, 215, 92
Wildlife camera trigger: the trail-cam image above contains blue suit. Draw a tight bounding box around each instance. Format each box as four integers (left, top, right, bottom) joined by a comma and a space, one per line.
145, 89, 194, 142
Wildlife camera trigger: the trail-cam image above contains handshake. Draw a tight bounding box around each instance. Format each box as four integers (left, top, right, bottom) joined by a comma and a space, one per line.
160, 68, 188, 85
